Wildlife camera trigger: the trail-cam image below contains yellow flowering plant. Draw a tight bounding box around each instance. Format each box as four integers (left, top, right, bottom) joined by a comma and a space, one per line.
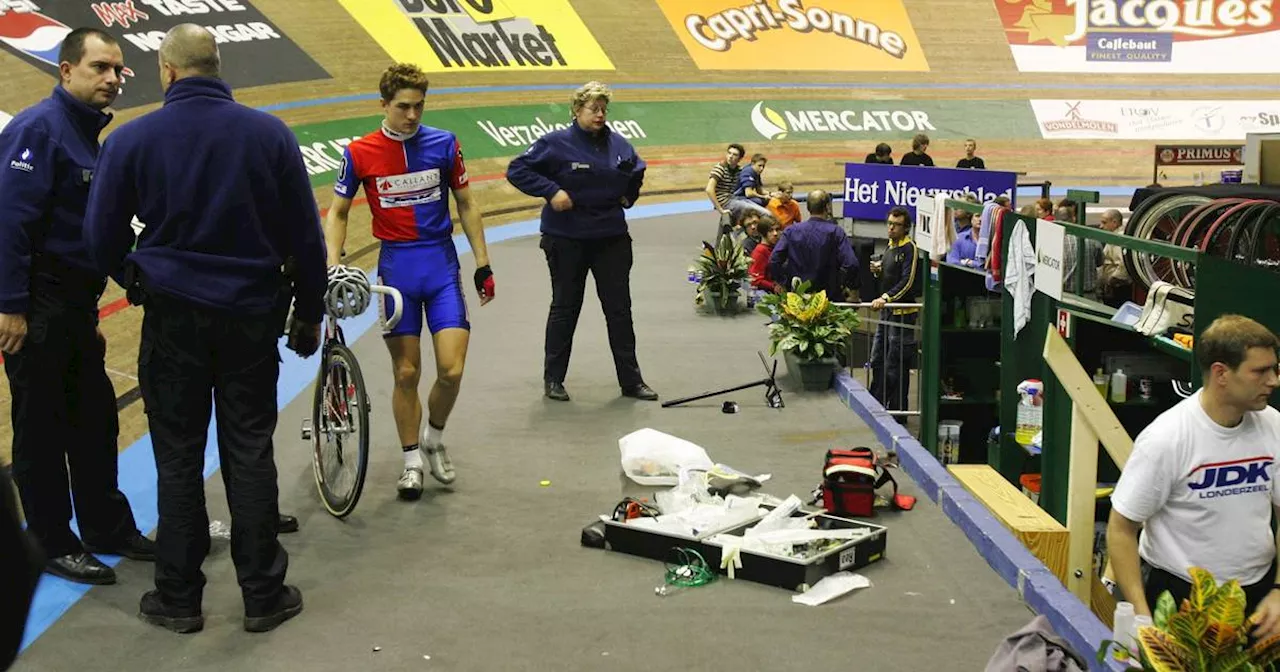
755, 279, 859, 362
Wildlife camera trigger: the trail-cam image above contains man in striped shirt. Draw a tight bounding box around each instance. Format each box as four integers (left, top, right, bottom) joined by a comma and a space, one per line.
705, 143, 743, 234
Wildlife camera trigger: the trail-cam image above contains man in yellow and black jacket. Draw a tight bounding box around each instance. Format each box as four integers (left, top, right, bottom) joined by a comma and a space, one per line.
869, 206, 920, 413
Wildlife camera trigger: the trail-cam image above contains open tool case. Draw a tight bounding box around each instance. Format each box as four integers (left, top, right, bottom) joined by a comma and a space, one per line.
603, 503, 887, 592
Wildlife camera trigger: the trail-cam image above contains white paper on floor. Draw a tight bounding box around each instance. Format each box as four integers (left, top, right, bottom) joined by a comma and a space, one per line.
619, 428, 715, 486
791, 572, 872, 606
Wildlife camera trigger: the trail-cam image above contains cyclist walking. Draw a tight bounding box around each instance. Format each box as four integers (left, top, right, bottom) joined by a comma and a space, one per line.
324, 63, 495, 500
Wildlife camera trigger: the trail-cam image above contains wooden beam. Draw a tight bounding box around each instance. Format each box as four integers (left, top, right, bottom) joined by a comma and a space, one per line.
948, 464, 1069, 585
1042, 324, 1134, 468
1065, 405, 1099, 602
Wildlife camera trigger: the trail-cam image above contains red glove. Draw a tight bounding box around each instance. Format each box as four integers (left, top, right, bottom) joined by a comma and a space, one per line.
474, 265, 495, 301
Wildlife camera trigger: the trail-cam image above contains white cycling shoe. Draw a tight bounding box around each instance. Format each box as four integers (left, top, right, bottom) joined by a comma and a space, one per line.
422, 443, 456, 485
397, 466, 424, 500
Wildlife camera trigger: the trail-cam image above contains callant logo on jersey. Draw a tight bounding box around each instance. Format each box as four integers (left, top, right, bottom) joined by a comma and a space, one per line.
338, 0, 614, 73
378, 169, 441, 196
1187, 456, 1274, 499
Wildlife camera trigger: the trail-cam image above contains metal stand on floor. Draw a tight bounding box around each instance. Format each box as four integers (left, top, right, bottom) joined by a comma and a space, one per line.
661, 351, 784, 409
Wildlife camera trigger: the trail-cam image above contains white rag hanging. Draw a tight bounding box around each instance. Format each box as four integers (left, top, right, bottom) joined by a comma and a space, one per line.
1004, 220, 1036, 338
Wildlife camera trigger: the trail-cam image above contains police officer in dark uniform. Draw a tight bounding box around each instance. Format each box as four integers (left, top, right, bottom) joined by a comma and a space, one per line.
0, 28, 152, 586
506, 81, 657, 403
869, 206, 921, 413
83, 24, 326, 634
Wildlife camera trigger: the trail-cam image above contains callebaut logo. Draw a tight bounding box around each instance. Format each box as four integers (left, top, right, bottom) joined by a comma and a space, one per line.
1042, 101, 1119, 133
1065, 0, 1275, 41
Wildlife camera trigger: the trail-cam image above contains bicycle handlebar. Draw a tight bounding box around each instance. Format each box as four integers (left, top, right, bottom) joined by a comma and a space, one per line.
368, 284, 404, 333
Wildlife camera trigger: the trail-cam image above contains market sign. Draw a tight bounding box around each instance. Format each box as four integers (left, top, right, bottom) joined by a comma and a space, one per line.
654, 0, 929, 71
995, 0, 1280, 73
0, 0, 330, 108
337, 0, 614, 72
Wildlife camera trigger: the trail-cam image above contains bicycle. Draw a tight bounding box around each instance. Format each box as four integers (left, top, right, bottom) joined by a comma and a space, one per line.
299, 276, 404, 519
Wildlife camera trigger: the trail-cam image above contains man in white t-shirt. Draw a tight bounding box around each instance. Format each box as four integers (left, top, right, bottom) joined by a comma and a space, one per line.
1109, 314, 1280, 638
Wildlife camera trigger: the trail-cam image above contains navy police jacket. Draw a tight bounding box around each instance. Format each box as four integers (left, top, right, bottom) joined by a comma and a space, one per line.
83, 77, 327, 323
505, 121, 646, 239
0, 86, 113, 313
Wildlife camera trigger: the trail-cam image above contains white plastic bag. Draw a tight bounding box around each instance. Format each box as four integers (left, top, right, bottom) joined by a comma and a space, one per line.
619, 428, 715, 486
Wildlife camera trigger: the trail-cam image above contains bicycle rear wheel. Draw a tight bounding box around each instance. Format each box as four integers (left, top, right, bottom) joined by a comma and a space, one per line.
311, 342, 371, 518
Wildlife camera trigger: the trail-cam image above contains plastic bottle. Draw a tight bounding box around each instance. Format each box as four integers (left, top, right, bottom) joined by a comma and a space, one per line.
1093, 368, 1108, 398
1111, 368, 1128, 404
1112, 602, 1135, 658
1131, 614, 1153, 653
1015, 379, 1044, 446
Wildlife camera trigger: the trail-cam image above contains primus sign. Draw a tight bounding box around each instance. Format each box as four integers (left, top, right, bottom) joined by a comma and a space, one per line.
995, 0, 1280, 73
655, 0, 928, 71
339, 0, 614, 72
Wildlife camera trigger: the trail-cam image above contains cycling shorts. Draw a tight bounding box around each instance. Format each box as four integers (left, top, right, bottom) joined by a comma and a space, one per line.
377, 241, 469, 338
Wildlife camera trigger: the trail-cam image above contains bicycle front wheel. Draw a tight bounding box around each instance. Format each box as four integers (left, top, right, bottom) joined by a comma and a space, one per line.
311, 342, 371, 519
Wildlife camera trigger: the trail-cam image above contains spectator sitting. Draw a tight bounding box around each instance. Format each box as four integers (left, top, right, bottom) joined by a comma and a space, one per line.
956, 139, 985, 169
767, 180, 801, 229
706, 143, 744, 234
733, 210, 763, 247
768, 189, 859, 300
742, 212, 764, 256
1035, 198, 1054, 220
946, 210, 980, 267
748, 216, 782, 293
899, 133, 935, 166
865, 142, 894, 164
730, 153, 773, 222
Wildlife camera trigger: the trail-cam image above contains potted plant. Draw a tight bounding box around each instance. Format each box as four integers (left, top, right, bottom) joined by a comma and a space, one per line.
755, 279, 859, 391
690, 234, 750, 315
1097, 566, 1280, 671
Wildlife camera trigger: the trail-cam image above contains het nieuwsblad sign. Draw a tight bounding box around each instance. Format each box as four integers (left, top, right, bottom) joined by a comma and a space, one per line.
0, 0, 329, 108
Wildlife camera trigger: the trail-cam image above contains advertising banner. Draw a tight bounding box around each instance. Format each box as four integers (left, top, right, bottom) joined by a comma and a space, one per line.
337, 0, 613, 73
995, 0, 1280, 73
0, 0, 330, 108
654, 0, 928, 71
1031, 100, 1280, 140
840, 163, 1018, 221
293, 100, 1044, 188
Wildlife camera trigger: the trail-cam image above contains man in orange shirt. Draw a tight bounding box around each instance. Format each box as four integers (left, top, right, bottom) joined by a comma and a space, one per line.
767, 180, 801, 229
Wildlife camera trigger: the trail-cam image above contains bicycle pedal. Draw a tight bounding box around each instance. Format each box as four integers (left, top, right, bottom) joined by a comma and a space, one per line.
300, 419, 313, 441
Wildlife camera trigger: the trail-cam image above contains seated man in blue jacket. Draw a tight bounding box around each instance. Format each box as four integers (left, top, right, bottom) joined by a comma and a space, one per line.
506, 81, 657, 403
767, 190, 860, 299
83, 24, 326, 635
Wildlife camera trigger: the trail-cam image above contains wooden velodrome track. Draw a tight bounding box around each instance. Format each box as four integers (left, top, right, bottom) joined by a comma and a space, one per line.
0, 0, 1277, 468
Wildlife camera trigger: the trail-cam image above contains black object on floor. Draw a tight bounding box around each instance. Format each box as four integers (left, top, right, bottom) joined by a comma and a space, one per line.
662, 351, 784, 410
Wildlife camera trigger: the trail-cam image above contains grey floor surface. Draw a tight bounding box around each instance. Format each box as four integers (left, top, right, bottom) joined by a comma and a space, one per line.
14, 212, 1033, 671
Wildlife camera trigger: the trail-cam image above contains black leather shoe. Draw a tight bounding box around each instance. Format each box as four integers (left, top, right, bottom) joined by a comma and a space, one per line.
544, 381, 570, 401
139, 590, 204, 634
621, 383, 659, 401
85, 532, 156, 561
277, 514, 299, 534
244, 585, 304, 633
45, 553, 116, 585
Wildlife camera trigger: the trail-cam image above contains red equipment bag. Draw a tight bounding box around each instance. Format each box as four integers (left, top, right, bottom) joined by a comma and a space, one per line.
817, 448, 916, 517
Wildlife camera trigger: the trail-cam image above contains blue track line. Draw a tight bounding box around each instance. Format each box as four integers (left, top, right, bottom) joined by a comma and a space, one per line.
258, 80, 1280, 112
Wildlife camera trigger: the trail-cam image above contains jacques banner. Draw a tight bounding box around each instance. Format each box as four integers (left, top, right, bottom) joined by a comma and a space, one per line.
841, 163, 1018, 221
0, 0, 331, 108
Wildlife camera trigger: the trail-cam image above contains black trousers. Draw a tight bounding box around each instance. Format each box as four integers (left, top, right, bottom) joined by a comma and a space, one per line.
1143, 562, 1277, 620
138, 293, 286, 613
4, 273, 138, 558
540, 233, 643, 388
869, 310, 918, 413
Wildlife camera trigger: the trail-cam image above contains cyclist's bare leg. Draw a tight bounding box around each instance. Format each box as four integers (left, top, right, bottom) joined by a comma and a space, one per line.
422, 327, 468, 484
385, 335, 424, 447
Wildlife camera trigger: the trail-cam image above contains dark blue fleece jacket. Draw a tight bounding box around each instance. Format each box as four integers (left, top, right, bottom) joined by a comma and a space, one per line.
0, 86, 113, 313
83, 77, 327, 323
505, 121, 646, 239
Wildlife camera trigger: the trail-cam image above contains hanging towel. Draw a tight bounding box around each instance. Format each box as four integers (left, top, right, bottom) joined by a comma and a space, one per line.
975, 201, 999, 266
1004, 219, 1036, 338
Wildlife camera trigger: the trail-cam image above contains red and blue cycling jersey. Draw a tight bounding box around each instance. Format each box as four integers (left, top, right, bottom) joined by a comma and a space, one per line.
334, 124, 469, 244
334, 124, 473, 336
